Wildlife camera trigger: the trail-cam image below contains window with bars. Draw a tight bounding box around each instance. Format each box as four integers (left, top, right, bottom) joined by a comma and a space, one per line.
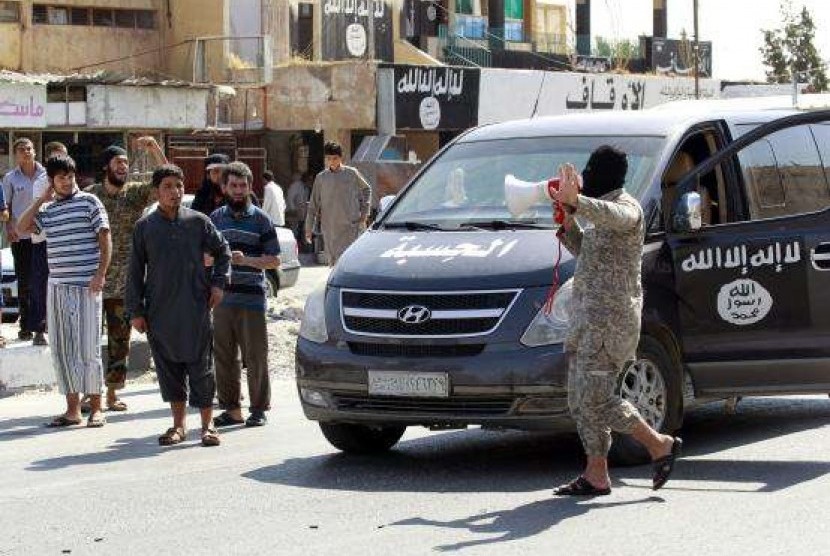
32, 5, 156, 29
0, 1, 20, 23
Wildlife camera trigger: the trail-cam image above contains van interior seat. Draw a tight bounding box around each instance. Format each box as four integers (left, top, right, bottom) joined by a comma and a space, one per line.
662, 151, 714, 226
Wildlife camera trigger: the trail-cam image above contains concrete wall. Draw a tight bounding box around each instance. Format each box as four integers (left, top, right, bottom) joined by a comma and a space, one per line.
265, 62, 377, 132
17, 0, 165, 75
0, 22, 22, 70
478, 68, 721, 124
163, 0, 228, 83
86, 85, 209, 129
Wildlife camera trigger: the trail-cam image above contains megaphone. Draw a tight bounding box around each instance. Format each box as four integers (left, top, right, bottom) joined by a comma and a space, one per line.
504, 174, 564, 222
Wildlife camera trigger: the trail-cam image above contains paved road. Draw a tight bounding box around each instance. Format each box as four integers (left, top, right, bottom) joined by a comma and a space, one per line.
1, 383, 828, 555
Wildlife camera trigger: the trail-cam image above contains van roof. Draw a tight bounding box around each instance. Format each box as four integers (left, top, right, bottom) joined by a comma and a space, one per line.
460, 98, 827, 143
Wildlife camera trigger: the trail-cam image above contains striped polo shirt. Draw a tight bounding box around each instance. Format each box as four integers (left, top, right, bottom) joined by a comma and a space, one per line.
211, 204, 280, 312
35, 190, 110, 286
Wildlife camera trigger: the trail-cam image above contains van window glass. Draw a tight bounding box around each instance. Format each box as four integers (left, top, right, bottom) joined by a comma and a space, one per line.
736, 123, 830, 217
736, 137, 785, 214
808, 124, 830, 199
767, 126, 829, 214
383, 136, 665, 229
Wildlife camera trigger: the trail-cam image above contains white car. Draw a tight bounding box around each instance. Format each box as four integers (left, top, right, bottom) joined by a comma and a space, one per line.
1, 247, 18, 323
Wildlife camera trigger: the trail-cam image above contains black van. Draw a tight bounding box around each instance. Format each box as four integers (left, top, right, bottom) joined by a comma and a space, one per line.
295, 106, 830, 461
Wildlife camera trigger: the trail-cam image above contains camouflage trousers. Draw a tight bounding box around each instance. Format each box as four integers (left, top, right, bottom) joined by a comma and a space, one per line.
103, 298, 132, 390
567, 350, 642, 457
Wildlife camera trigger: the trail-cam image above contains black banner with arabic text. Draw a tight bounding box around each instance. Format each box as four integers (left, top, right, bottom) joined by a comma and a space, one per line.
652, 37, 713, 78
322, 0, 393, 62
394, 65, 480, 130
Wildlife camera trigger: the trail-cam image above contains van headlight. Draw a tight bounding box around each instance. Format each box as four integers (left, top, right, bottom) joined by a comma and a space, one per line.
299, 281, 328, 343
520, 279, 573, 347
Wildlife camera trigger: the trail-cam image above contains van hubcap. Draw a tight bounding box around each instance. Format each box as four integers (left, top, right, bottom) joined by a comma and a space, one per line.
619, 358, 667, 431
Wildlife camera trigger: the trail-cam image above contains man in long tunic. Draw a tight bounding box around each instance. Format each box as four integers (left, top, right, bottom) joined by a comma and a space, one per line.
86, 140, 167, 412
126, 165, 231, 447
551, 146, 681, 495
304, 141, 371, 265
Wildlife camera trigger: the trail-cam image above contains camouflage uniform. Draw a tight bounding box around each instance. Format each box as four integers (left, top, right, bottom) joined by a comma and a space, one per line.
557, 189, 645, 457
87, 181, 153, 389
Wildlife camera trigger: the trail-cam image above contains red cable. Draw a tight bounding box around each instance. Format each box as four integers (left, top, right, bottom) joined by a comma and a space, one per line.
543, 202, 563, 315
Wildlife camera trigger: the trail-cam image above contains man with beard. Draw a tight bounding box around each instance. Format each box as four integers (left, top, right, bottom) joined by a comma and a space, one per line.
127, 164, 231, 447
86, 140, 167, 412
210, 162, 280, 428
551, 146, 681, 496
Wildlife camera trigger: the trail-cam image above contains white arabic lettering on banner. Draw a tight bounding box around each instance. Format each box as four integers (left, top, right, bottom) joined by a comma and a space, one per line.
397, 67, 465, 100
681, 241, 801, 274
716, 278, 773, 325
324, 0, 385, 17
380, 237, 518, 263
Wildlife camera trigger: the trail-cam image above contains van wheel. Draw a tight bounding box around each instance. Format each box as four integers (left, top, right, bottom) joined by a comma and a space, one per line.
319, 423, 406, 454
609, 336, 683, 467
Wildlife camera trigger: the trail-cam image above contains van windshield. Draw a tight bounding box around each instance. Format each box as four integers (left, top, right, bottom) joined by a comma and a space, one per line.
383, 136, 665, 230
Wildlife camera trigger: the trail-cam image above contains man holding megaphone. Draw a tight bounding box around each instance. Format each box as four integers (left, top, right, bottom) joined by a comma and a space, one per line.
550, 145, 682, 496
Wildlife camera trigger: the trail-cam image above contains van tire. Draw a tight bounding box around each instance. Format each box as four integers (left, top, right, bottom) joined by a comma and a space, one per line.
609, 336, 684, 467
320, 423, 407, 454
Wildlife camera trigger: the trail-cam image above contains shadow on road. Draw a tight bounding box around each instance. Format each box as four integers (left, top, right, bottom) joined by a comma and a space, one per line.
391, 496, 665, 552
243, 396, 830, 495
25, 431, 198, 470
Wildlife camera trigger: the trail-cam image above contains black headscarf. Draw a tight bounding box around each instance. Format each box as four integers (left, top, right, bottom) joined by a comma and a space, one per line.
581, 145, 628, 199
101, 145, 127, 169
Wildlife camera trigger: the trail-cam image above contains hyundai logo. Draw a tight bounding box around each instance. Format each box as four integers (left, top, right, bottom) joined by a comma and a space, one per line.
398, 305, 432, 324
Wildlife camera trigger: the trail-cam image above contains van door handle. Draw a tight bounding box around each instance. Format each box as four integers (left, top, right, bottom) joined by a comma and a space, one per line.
811, 243, 830, 271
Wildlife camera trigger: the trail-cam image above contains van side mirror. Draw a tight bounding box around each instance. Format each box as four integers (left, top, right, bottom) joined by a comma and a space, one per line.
379, 195, 396, 214
673, 192, 702, 233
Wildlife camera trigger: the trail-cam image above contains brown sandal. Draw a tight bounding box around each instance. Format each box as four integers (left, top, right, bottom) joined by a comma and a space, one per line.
158, 427, 187, 446
201, 427, 221, 447
106, 400, 128, 412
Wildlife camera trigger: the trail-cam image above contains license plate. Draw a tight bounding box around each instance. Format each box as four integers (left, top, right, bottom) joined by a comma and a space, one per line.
368, 371, 449, 398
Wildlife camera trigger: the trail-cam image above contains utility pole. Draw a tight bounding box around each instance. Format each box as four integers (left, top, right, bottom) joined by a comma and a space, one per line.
693, 0, 700, 99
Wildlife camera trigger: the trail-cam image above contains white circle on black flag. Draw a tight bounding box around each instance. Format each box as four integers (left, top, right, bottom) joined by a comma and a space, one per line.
419, 97, 441, 129
346, 23, 368, 57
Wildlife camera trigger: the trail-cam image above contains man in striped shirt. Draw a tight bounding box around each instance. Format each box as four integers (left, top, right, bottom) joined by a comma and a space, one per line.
17, 155, 112, 428
210, 162, 281, 428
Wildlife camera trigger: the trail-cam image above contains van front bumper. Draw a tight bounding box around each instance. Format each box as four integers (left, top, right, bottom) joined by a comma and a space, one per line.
295, 338, 573, 431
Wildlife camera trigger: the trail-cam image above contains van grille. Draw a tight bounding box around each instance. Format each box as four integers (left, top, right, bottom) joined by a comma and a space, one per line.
347, 342, 485, 358
340, 289, 520, 338
332, 394, 514, 416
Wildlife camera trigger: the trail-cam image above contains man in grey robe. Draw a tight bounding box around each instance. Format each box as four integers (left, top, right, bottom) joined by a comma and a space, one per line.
304, 141, 371, 265
126, 164, 231, 447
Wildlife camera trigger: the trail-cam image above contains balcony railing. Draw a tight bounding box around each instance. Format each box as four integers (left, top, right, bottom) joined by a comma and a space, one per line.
436, 24, 570, 68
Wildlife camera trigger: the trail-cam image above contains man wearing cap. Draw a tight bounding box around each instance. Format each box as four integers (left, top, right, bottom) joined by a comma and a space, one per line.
85, 139, 167, 412
194, 153, 262, 217
192, 153, 231, 217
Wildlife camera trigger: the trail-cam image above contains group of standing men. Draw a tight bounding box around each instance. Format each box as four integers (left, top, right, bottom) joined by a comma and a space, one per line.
7, 140, 284, 447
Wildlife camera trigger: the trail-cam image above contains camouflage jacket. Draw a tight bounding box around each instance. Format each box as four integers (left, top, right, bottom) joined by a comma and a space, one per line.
86, 181, 154, 299
557, 189, 644, 365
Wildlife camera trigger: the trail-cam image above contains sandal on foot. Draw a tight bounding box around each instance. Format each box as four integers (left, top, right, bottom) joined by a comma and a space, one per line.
158, 427, 187, 446
652, 437, 683, 491
553, 476, 611, 496
213, 411, 244, 427
87, 412, 106, 428
106, 400, 128, 412
201, 427, 221, 447
46, 415, 82, 427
